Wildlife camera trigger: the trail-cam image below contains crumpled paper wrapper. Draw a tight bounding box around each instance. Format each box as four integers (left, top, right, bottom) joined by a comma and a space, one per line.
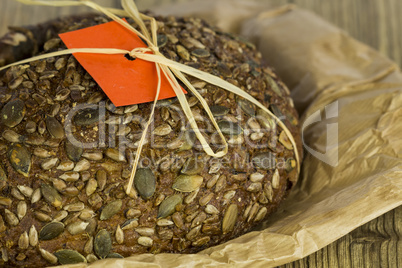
59, 1, 402, 267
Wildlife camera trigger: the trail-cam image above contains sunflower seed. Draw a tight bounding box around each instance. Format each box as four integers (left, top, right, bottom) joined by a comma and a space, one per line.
16, 185, 33, 198
199, 193, 214, 206
105, 148, 126, 162
29, 225, 38, 247
53, 210, 68, 222
0, 197, 12, 206
206, 174, 219, 189
185, 225, 201, 241
191, 212, 207, 228
18, 231, 29, 249
41, 157, 59, 170
63, 202, 84, 212
205, 204, 220, 214
57, 160, 75, 171
173, 175, 203, 192
73, 159, 90, 172
222, 204, 238, 234
86, 253, 98, 263
94, 229, 112, 258
138, 236, 153, 247
252, 152, 276, 170
59, 171, 80, 182
38, 120, 46, 134
100, 200, 122, 220
54, 89, 71, 101
176, 45, 190, 61
250, 173, 264, 182
39, 222, 64, 240
172, 212, 184, 229
2, 129, 22, 143
247, 203, 259, 222
134, 168, 156, 200
8, 144, 31, 177
158, 194, 182, 218
33, 148, 52, 158
4, 209, 19, 226
67, 220, 89, 235
121, 219, 139, 230
153, 123, 172, 136
39, 248, 58, 264
54, 249, 87, 265
157, 219, 174, 227
272, 169, 280, 189
34, 211, 52, 222
82, 152, 103, 161
279, 131, 293, 150
208, 162, 221, 174
181, 157, 204, 175
1, 99, 25, 127
114, 225, 124, 244
17, 201, 27, 220
192, 236, 210, 247
247, 182, 262, 192
214, 175, 227, 193
84, 237, 94, 254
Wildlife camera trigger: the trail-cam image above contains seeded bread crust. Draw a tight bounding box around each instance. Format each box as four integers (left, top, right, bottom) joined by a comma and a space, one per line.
0, 14, 302, 267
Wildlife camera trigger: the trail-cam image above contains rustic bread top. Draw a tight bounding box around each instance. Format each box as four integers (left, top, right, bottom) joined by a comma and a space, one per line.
0, 14, 301, 267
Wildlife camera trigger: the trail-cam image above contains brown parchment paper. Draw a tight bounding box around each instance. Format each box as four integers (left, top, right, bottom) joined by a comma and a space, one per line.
58, 1, 402, 267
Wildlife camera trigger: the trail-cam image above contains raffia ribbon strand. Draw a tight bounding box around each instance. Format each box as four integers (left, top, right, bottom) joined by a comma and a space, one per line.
2, 0, 300, 194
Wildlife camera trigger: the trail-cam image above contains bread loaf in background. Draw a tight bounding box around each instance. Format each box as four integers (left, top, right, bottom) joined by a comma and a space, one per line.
0, 14, 302, 267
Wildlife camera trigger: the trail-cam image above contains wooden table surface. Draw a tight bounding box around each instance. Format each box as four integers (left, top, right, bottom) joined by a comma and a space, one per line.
1, 0, 401, 267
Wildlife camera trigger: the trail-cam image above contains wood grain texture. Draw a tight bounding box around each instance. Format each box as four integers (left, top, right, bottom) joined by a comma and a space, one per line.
0, 0, 401, 267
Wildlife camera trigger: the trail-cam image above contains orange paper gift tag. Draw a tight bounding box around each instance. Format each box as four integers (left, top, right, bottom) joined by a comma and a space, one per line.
59, 19, 185, 107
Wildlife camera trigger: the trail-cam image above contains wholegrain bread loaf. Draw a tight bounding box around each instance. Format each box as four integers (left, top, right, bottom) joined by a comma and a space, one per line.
0, 14, 302, 267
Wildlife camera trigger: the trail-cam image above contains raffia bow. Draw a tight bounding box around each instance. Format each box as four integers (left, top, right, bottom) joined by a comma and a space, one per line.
1, 0, 300, 194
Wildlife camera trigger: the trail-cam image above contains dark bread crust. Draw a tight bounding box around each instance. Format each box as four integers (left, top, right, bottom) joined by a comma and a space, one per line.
0, 14, 302, 267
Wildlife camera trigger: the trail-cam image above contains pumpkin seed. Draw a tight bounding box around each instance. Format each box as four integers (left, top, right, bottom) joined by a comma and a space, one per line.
73, 107, 99, 126
39, 222, 64, 240
65, 141, 83, 162
217, 120, 243, 135
191, 48, 210, 58
100, 200, 122, 220
237, 98, 256, 117
40, 184, 62, 208
210, 105, 229, 117
94, 229, 112, 258
8, 144, 31, 177
46, 117, 64, 139
157, 194, 182, 218
222, 204, 238, 234
1, 99, 26, 127
54, 249, 87, 265
134, 168, 156, 200
157, 34, 168, 47
173, 175, 203, 192
285, 158, 296, 172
